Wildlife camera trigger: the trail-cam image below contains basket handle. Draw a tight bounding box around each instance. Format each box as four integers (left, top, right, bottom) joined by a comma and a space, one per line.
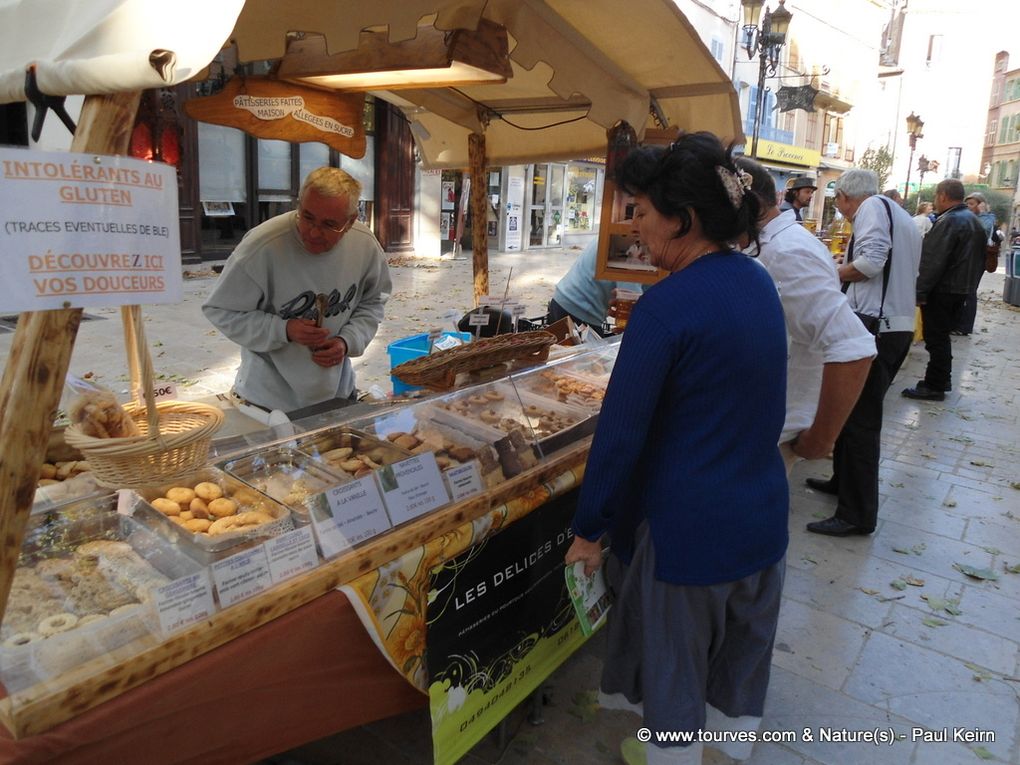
121, 305, 161, 438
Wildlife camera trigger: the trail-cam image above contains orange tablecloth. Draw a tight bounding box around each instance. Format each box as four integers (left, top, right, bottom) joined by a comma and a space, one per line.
0, 591, 425, 764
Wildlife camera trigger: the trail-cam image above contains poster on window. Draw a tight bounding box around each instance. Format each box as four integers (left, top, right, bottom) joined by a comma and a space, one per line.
442, 181, 456, 211
440, 212, 453, 241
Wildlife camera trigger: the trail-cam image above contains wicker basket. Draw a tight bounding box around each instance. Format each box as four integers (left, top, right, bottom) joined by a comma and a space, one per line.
63, 306, 224, 488
391, 330, 557, 391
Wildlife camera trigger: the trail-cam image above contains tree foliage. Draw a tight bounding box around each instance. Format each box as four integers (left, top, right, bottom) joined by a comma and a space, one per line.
857, 146, 894, 190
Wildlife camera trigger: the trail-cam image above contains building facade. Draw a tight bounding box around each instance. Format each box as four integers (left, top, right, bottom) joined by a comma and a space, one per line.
980, 51, 1020, 232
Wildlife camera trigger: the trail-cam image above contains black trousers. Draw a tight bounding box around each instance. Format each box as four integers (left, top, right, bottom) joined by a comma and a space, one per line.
831, 331, 912, 531
921, 293, 966, 391
955, 272, 984, 334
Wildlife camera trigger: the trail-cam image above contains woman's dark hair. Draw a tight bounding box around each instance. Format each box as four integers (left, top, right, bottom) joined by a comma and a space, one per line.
614, 131, 760, 247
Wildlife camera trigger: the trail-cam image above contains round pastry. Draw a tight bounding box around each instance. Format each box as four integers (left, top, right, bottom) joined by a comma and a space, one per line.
184, 518, 212, 534
3, 632, 41, 648
467, 395, 488, 407
165, 486, 196, 509
207, 497, 238, 518
38, 612, 79, 636
179, 510, 194, 522
524, 404, 544, 417
193, 481, 223, 501
189, 497, 210, 518
339, 458, 365, 473
393, 435, 420, 451
151, 497, 181, 516
169, 516, 187, 526
484, 390, 505, 401
479, 409, 501, 424
39, 463, 58, 480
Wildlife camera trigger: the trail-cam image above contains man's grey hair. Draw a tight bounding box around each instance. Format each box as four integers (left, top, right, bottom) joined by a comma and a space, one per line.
834, 169, 879, 200
300, 167, 361, 216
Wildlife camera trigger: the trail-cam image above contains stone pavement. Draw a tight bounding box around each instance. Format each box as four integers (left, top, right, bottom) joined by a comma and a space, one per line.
1, 253, 1019, 764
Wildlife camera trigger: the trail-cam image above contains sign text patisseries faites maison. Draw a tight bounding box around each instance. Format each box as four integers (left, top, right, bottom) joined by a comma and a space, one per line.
184, 76, 367, 157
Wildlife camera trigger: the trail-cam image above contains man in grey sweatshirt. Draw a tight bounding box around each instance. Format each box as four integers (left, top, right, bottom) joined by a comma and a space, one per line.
203, 167, 391, 413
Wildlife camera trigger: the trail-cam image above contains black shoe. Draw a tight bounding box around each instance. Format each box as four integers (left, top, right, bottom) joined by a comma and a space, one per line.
902, 382, 945, 401
806, 516, 874, 537
805, 477, 838, 495
950, 329, 970, 336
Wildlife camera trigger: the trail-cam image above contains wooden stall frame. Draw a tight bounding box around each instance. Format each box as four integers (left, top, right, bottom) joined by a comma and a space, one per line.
0, 91, 141, 637
594, 127, 675, 286
0, 437, 591, 738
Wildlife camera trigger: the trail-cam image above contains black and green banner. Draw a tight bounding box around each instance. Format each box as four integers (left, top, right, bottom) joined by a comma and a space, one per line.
426, 489, 590, 765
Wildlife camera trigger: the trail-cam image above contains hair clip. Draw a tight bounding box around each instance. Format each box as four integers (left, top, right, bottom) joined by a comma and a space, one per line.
716, 166, 747, 209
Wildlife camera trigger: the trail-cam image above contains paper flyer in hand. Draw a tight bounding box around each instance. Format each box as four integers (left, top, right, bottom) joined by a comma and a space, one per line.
564, 561, 612, 636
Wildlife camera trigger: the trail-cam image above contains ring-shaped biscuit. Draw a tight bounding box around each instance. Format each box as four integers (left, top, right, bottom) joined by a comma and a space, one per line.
484, 390, 504, 401
467, 395, 488, 407
3, 632, 41, 647
38, 613, 79, 636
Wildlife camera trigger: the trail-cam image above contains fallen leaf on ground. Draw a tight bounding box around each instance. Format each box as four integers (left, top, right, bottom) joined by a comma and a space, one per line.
953, 563, 999, 581
972, 745, 995, 760
890, 579, 907, 591
943, 500, 958, 508
921, 616, 948, 628
859, 587, 879, 596
892, 546, 911, 555
904, 575, 925, 587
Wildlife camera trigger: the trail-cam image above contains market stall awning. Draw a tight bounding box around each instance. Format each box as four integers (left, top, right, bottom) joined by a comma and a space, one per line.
0, 0, 742, 167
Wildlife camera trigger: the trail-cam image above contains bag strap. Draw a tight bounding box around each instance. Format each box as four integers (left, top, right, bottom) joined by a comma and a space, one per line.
842, 197, 894, 324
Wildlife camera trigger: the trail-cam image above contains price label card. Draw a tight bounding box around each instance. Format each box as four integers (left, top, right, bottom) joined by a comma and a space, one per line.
309, 477, 392, 558
444, 460, 483, 501
511, 303, 527, 317
210, 544, 273, 608
151, 381, 178, 402
467, 311, 490, 327
379, 453, 449, 525
266, 526, 319, 583
154, 571, 215, 635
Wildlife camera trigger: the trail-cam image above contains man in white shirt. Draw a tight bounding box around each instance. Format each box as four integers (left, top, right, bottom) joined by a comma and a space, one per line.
737, 159, 875, 477
805, 170, 921, 537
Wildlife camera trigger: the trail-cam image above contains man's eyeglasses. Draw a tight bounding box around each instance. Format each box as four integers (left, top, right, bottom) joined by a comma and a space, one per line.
296, 208, 353, 234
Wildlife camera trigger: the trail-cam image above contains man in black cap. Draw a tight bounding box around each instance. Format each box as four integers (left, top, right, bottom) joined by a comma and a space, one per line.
780, 176, 817, 221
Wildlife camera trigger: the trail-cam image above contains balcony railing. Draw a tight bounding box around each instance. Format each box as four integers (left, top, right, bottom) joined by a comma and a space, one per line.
744, 120, 794, 145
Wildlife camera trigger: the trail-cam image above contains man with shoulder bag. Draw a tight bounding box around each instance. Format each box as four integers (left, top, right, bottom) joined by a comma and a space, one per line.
805, 170, 921, 537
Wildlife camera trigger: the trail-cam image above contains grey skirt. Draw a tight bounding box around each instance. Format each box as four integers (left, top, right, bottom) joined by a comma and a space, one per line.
600, 523, 785, 738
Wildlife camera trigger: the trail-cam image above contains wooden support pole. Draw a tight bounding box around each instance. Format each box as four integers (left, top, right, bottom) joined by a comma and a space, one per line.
0, 91, 141, 627
469, 132, 489, 306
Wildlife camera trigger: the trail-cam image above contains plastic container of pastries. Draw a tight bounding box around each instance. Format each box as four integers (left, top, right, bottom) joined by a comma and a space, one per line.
432, 382, 595, 455
0, 493, 204, 692
510, 365, 607, 412
294, 427, 412, 479
220, 447, 349, 526
352, 408, 507, 489
131, 466, 293, 564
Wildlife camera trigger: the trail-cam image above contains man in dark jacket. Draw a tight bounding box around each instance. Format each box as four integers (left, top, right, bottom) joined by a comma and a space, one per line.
902, 179, 987, 401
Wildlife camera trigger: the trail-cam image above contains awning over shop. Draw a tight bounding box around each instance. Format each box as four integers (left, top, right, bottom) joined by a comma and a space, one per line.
0, 0, 743, 168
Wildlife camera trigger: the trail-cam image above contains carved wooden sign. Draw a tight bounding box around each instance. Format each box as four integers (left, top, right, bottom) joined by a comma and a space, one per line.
183, 76, 366, 157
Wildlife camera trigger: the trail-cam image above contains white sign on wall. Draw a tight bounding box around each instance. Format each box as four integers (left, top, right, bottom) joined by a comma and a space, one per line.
505, 175, 524, 251
0, 147, 182, 312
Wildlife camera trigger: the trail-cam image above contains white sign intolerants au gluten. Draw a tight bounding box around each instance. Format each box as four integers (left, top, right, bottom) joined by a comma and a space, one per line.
0, 147, 182, 312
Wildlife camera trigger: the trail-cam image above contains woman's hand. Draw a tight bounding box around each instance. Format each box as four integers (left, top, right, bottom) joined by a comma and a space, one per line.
565, 535, 604, 577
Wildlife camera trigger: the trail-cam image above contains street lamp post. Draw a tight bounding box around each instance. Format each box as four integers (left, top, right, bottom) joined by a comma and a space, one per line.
903, 112, 924, 200
741, 0, 793, 158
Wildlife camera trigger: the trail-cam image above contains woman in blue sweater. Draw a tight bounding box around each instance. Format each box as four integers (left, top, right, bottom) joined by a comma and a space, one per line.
566, 133, 789, 765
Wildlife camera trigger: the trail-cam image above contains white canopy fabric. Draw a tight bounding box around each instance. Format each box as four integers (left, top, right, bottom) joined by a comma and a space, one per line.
0, 0, 742, 168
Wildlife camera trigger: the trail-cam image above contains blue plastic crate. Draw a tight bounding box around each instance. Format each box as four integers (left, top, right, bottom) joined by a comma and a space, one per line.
387, 332, 472, 394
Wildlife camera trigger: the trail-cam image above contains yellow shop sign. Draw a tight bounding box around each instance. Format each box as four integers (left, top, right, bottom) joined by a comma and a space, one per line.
745, 139, 820, 168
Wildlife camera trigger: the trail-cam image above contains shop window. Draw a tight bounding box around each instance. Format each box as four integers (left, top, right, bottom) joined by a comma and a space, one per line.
565, 164, 599, 232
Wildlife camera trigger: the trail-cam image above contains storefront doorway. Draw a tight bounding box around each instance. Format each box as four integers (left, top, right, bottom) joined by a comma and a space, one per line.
527, 163, 565, 247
